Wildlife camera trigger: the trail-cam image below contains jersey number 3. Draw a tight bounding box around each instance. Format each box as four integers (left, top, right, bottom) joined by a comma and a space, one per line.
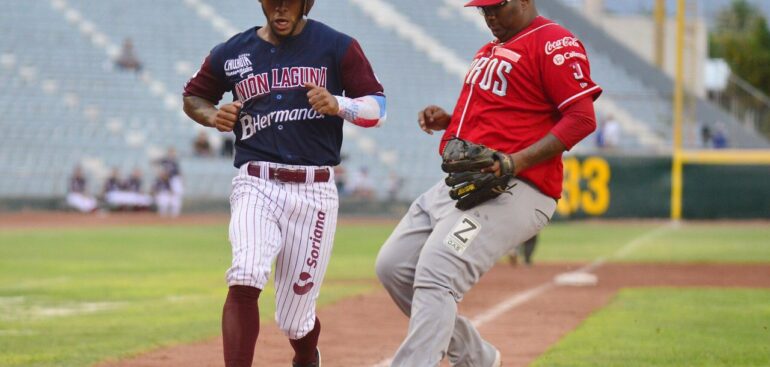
571, 63, 584, 80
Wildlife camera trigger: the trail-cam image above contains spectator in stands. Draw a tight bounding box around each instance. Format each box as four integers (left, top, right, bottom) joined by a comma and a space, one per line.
712, 123, 729, 149
599, 115, 620, 150
102, 167, 126, 210
193, 130, 214, 157
700, 124, 713, 148
123, 168, 142, 193
334, 164, 348, 197
221, 135, 235, 158
386, 170, 403, 201
65, 166, 97, 213
153, 169, 174, 217
102, 167, 152, 211
155, 148, 183, 216
347, 166, 375, 200
157, 147, 181, 180
595, 122, 605, 148
123, 168, 153, 210
115, 38, 142, 72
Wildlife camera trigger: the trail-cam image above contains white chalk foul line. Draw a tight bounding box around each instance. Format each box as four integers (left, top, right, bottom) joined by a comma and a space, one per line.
581, 221, 677, 273
371, 282, 555, 367
469, 282, 555, 328
370, 222, 676, 366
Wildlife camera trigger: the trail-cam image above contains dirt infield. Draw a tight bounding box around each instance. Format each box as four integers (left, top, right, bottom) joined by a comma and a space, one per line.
95, 263, 770, 367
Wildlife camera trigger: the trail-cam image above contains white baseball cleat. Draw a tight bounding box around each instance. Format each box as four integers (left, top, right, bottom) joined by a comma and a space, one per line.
492, 349, 502, 367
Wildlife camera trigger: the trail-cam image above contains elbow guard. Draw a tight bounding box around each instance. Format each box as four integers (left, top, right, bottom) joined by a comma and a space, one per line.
335, 95, 386, 128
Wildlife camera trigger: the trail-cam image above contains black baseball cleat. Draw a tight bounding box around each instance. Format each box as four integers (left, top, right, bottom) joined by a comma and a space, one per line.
292, 349, 321, 367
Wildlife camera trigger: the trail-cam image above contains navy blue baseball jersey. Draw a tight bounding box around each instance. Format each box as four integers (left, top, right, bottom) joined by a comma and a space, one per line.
103, 177, 121, 193
153, 177, 172, 193
69, 176, 86, 194
184, 19, 384, 167
158, 158, 180, 178
124, 177, 142, 193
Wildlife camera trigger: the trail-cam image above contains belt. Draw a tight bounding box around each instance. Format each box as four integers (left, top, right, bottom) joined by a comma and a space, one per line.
247, 164, 331, 183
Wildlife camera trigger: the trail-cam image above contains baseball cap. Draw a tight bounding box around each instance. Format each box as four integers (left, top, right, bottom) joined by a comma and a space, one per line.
464, 0, 506, 7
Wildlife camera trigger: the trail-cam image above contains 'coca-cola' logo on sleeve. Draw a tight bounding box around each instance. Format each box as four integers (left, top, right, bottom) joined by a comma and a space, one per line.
545, 36, 580, 55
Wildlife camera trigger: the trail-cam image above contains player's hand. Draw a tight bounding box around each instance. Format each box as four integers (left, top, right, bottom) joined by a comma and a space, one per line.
418, 105, 451, 135
480, 153, 518, 177
480, 160, 501, 176
305, 82, 339, 115
211, 101, 242, 132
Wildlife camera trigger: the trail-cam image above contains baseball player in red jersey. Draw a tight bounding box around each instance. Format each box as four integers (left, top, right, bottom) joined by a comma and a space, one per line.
182, 0, 385, 366
375, 0, 601, 365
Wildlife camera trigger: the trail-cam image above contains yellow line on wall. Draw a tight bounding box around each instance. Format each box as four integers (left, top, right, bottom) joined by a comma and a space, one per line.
680, 150, 770, 165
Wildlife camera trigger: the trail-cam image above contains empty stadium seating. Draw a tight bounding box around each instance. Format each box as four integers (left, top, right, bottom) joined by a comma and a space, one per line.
0, 0, 766, 204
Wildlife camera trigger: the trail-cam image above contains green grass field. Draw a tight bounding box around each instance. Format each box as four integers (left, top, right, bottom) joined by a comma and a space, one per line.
0, 224, 390, 367
537, 222, 770, 263
0, 221, 768, 366
533, 288, 770, 367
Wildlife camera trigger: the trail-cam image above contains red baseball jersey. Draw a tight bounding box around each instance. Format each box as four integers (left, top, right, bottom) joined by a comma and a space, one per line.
441, 16, 602, 199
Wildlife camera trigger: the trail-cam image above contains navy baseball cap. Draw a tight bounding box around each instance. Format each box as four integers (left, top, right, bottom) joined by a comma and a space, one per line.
464, 0, 506, 6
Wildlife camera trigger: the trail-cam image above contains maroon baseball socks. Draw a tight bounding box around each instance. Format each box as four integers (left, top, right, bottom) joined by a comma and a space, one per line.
290, 317, 321, 366
222, 286, 321, 366
222, 285, 262, 367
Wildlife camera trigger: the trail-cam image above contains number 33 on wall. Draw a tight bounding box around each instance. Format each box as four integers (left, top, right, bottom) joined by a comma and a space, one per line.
556, 156, 611, 217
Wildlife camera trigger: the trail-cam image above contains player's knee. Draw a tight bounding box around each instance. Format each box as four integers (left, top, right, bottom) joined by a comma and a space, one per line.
225, 285, 262, 304
278, 323, 302, 339
375, 250, 411, 288
414, 283, 463, 304
226, 270, 258, 287
375, 252, 394, 283
277, 317, 314, 339
414, 269, 466, 302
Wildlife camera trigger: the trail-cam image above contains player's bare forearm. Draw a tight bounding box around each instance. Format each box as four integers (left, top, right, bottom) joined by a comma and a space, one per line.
509, 133, 566, 175
183, 96, 217, 128
184, 96, 241, 132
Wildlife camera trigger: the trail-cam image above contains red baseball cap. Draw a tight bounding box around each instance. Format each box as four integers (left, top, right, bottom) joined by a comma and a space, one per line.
464, 0, 505, 7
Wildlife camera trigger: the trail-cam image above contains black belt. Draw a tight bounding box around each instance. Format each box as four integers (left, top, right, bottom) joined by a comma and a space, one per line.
247, 164, 331, 183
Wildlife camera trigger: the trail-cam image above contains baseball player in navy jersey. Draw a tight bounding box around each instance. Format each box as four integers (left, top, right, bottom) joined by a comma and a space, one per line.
375, 0, 601, 365
156, 148, 183, 217
152, 169, 175, 217
65, 166, 97, 213
182, 1, 385, 366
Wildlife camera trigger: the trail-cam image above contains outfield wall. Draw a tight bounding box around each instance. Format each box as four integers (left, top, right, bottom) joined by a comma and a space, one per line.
556, 155, 770, 219
1, 155, 768, 219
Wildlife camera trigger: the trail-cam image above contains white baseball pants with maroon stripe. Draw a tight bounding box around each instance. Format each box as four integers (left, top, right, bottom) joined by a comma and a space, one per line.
226, 162, 338, 339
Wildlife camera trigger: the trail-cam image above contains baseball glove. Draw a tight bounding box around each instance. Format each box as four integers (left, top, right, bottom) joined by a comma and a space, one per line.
442, 138, 516, 210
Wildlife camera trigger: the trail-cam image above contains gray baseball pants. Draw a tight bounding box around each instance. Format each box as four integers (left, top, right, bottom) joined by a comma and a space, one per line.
376, 178, 556, 367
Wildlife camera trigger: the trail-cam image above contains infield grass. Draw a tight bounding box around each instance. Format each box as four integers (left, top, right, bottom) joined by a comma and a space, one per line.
532, 288, 770, 367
